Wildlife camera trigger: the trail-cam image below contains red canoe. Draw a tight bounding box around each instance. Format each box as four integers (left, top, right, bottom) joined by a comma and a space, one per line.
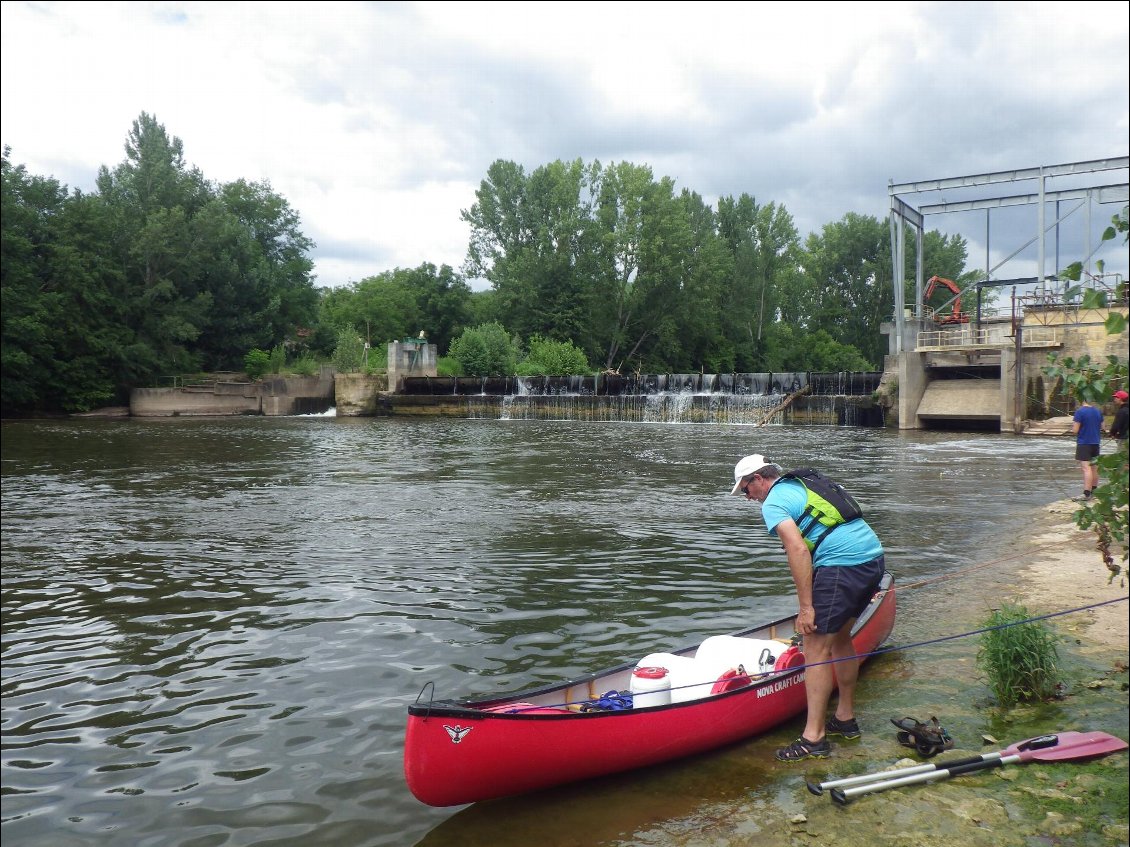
405, 571, 896, 806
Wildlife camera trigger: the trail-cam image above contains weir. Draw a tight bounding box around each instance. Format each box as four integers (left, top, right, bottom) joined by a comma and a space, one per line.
395, 371, 885, 426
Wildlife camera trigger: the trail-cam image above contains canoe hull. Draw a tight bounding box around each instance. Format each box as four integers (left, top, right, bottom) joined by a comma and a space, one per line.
405, 572, 895, 806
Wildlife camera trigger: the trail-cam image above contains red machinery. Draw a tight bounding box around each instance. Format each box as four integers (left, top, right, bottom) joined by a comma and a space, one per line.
924, 275, 970, 324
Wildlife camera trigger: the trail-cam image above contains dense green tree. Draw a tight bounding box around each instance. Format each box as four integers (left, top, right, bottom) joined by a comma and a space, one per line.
799, 213, 893, 368
463, 158, 595, 350
94, 113, 212, 378
764, 324, 874, 372
318, 272, 422, 349
466, 288, 501, 329
2, 151, 69, 411
1, 150, 128, 412
589, 161, 691, 371
648, 190, 733, 373
200, 179, 317, 369
2, 114, 320, 413
716, 194, 800, 370
94, 113, 317, 380
314, 262, 470, 355
397, 263, 472, 353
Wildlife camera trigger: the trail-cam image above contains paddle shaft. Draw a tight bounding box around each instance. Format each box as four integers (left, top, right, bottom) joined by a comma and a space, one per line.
807, 752, 1000, 795
831, 754, 1020, 803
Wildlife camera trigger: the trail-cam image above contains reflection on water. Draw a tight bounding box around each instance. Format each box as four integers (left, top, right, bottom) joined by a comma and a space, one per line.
0, 418, 1072, 846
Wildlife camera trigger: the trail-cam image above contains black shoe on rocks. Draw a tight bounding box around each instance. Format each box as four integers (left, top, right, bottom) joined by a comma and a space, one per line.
825, 716, 861, 739
775, 736, 831, 761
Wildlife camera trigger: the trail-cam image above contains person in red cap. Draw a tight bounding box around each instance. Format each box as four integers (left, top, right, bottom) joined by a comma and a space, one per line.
1109, 389, 1129, 445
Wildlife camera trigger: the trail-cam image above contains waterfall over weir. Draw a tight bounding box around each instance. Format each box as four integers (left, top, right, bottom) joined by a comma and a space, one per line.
399, 372, 885, 426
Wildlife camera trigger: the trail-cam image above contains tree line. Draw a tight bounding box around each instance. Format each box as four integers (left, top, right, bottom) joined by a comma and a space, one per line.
2, 112, 976, 415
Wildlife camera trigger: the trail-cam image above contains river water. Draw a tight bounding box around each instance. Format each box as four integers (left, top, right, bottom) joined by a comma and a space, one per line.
0, 416, 1075, 846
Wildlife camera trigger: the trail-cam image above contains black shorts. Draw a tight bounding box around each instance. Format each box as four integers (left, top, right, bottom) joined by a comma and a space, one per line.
812, 556, 885, 634
1075, 443, 1100, 462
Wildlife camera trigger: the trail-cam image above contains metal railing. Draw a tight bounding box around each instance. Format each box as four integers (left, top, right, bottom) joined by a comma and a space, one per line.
915, 324, 1063, 350
916, 328, 994, 349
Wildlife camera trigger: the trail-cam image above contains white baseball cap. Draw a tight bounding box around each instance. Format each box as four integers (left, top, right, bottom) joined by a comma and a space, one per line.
730, 454, 773, 495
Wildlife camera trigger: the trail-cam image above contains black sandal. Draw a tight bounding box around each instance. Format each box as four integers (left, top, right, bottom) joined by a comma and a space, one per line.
890, 716, 954, 758
775, 735, 831, 761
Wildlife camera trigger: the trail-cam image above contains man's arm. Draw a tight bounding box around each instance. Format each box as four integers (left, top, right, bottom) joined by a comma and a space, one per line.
776, 518, 817, 634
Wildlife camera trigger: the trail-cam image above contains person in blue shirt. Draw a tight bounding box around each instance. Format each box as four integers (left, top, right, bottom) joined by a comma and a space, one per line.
731, 454, 885, 762
1072, 399, 1104, 500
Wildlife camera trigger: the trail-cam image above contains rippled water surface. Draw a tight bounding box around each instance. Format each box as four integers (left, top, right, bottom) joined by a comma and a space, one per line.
1, 417, 1074, 846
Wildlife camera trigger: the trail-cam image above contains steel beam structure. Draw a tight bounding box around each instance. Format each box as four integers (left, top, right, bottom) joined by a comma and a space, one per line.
887, 157, 1128, 354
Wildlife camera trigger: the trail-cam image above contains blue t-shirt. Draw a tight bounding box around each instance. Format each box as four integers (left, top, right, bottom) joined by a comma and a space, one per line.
761, 478, 884, 567
1073, 404, 1103, 445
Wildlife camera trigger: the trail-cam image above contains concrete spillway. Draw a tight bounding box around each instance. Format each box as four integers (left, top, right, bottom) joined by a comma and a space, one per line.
915, 379, 1003, 423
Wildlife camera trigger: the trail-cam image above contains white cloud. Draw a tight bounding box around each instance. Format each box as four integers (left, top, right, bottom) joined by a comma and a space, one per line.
2, 0, 1127, 290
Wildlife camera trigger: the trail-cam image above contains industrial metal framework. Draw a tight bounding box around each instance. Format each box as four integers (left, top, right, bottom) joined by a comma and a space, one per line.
888, 156, 1129, 353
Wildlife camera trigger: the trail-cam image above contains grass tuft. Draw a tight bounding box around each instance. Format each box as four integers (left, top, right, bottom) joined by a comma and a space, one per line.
976, 602, 1061, 707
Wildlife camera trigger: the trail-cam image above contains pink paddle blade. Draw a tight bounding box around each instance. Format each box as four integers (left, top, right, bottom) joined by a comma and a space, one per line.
1014, 731, 1128, 763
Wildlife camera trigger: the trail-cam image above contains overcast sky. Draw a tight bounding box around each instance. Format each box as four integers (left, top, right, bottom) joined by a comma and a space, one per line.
2, 1, 1128, 291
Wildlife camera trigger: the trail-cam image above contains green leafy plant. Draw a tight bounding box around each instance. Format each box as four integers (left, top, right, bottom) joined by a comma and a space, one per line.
521, 334, 591, 375
448, 322, 519, 376
243, 348, 270, 380
287, 355, 320, 376
331, 327, 365, 373
436, 356, 463, 377
268, 344, 287, 374
976, 603, 1061, 707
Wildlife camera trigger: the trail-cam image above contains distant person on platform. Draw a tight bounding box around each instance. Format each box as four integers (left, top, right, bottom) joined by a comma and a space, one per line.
1072, 397, 1104, 500
1109, 390, 1129, 456
730, 454, 885, 762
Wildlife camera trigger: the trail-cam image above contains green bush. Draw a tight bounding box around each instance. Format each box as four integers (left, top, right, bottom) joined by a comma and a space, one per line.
331, 327, 365, 373
976, 603, 1061, 707
448, 322, 518, 376
523, 334, 590, 375
515, 360, 547, 376
288, 355, 320, 376
437, 356, 463, 377
268, 344, 287, 374
244, 348, 270, 380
